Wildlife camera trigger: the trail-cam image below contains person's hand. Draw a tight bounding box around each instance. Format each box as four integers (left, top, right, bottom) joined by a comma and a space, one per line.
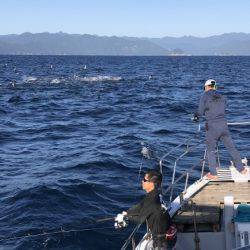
114, 212, 128, 229
192, 114, 199, 122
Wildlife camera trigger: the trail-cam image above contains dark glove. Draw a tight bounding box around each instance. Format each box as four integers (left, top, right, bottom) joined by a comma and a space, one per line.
192, 114, 199, 122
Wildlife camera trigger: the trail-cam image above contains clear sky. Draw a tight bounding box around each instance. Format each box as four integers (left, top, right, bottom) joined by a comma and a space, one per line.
1, 0, 250, 37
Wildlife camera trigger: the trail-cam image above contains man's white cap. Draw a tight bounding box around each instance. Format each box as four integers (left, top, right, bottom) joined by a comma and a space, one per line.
204, 79, 216, 87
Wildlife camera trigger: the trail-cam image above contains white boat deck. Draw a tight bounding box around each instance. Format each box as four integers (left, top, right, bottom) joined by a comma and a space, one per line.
172, 166, 250, 250
216, 166, 250, 182
173, 167, 250, 232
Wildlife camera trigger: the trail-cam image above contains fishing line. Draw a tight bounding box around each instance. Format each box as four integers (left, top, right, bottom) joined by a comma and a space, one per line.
0, 217, 118, 243
0, 225, 115, 242
0, 214, 141, 242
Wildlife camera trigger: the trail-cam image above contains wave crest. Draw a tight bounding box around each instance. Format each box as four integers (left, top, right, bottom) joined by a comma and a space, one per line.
22, 76, 37, 83
74, 75, 122, 82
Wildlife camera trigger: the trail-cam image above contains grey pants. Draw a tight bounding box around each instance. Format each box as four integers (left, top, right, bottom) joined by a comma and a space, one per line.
205, 120, 243, 175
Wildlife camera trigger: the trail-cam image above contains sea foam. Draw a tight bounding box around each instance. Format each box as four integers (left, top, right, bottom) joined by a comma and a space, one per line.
22, 76, 37, 83
74, 75, 122, 82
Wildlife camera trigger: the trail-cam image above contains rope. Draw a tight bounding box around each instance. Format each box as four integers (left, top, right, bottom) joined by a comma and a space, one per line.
0, 225, 114, 242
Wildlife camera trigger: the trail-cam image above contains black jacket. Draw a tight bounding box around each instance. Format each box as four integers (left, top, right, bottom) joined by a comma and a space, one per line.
126, 189, 171, 237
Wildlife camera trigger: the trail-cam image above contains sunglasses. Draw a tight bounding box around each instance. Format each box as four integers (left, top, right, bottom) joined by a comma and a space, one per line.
204, 83, 217, 90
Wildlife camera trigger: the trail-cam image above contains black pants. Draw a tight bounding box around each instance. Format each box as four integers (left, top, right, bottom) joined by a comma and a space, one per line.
153, 236, 177, 250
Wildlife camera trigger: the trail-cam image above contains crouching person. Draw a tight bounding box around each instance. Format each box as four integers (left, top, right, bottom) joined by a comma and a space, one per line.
115, 170, 177, 249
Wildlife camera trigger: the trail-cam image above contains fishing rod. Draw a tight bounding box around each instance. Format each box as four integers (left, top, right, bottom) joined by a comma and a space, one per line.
96, 216, 116, 223
96, 213, 140, 223
195, 120, 250, 127
227, 121, 250, 126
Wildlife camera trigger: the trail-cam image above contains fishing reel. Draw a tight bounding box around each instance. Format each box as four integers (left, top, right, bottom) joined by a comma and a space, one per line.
191, 114, 199, 122
114, 213, 129, 229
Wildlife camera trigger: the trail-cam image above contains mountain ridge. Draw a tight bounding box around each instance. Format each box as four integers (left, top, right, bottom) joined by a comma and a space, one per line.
0, 32, 250, 55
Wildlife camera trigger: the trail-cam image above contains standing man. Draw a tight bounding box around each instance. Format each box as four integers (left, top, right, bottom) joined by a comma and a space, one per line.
193, 79, 247, 179
115, 170, 176, 249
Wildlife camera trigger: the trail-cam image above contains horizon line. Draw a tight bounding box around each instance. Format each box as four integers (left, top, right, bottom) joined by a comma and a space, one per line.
0, 31, 250, 39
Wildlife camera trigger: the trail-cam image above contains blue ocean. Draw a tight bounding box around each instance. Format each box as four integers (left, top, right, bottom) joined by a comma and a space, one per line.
0, 56, 249, 249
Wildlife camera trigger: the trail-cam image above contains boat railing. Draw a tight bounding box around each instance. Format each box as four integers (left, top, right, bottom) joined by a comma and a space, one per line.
159, 132, 206, 205
162, 149, 207, 204
159, 124, 202, 174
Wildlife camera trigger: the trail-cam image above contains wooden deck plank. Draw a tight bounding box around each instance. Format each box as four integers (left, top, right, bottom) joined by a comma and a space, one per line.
191, 182, 250, 204
173, 181, 250, 228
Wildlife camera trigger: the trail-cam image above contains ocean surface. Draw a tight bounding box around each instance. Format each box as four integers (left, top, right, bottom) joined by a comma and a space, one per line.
0, 56, 249, 250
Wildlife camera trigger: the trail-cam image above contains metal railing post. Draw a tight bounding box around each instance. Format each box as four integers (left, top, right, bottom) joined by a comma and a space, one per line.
169, 162, 177, 202
201, 149, 207, 179
159, 160, 163, 175
184, 172, 189, 193
216, 145, 221, 169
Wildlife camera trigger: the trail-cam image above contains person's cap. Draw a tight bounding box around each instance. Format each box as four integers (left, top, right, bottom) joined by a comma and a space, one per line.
204, 79, 216, 87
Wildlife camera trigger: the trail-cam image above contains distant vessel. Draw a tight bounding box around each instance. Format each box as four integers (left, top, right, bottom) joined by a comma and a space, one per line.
122, 125, 250, 250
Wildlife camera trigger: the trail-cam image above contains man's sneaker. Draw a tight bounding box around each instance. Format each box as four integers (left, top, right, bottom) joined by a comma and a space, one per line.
204, 172, 218, 180
240, 167, 248, 175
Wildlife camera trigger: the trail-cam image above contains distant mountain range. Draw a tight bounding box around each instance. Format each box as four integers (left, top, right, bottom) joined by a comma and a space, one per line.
0, 32, 250, 56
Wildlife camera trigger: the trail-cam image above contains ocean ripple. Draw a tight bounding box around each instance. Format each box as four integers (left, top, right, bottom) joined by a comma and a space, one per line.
0, 55, 249, 249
